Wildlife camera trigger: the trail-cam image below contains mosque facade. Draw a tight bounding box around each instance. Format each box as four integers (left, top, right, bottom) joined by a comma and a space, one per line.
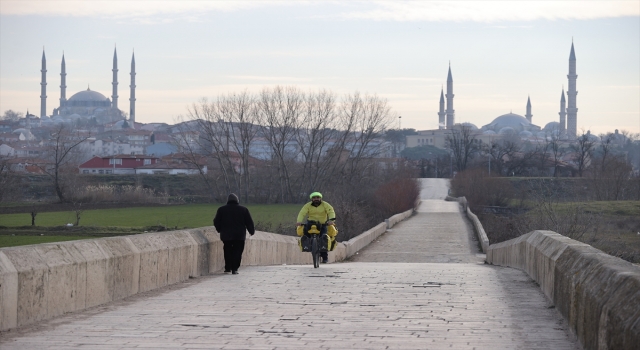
38, 49, 137, 126
407, 41, 579, 149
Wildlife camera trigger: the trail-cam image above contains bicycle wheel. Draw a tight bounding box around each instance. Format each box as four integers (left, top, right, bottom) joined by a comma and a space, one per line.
311, 236, 319, 268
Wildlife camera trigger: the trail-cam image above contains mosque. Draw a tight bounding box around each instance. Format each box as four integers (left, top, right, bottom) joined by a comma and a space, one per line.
407, 42, 579, 149
37, 48, 136, 126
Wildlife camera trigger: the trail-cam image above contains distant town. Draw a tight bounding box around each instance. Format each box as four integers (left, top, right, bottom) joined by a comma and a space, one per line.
1, 43, 639, 204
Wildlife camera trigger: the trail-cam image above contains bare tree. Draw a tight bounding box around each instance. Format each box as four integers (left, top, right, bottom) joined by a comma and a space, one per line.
485, 139, 522, 176
219, 90, 260, 203
0, 156, 21, 202
335, 92, 394, 181
598, 133, 614, 172
72, 201, 84, 226
446, 125, 479, 173
179, 98, 238, 198
571, 130, 596, 177
590, 154, 632, 200
294, 89, 340, 195
1, 109, 23, 121
40, 123, 91, 202
30, 206, 38, 226
524, 179, 600, 240
547, 132, 566, 177
257, 86, 304, 203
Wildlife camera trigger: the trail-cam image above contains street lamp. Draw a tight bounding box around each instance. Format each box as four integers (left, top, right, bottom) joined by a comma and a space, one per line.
398, 115, 402, 129
488, 144, 495, 176
449, 149, 453, 178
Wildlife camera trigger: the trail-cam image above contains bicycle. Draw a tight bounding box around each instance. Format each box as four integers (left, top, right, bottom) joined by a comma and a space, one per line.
300, 220, 328, 268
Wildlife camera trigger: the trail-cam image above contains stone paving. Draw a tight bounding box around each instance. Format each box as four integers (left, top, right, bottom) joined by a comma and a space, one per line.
0, 179, 580, 349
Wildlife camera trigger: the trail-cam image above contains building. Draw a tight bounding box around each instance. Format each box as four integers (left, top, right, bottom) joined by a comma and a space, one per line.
38, 48, 137, 126
409, 41, 579, 150
78, 154, 159, 174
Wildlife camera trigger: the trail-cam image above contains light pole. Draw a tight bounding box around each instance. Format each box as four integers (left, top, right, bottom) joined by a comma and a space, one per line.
435, 157, 438, 178
488, 144, 495, 176
398, 115, 402, 129
449, 149, 453, 178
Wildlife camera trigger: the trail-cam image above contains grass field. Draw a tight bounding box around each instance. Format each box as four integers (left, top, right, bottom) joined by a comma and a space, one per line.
0, 204, 301, 248
479, 200, 640, 263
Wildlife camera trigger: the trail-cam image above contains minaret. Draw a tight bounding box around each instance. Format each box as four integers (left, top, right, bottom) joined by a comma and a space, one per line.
112, 48, 118, 110
566, 42, 578, 138
129, 52, 136, 125
40, 49, 47, 117
525, 96, 532, 123
559, 88, 567, 132
438, 87, 445, 129
59, 53, 67, 110
445, 64, 455, 129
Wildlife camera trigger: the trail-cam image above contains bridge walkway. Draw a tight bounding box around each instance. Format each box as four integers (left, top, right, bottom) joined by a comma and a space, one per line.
0, 179, 580, 349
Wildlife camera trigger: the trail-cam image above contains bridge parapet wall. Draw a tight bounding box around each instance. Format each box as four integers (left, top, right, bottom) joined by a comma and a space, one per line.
0, 207, 414, 332
487, 230, 640, 350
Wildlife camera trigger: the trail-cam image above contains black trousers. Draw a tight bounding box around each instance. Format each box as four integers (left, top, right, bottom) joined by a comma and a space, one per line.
223, 240, 245, 271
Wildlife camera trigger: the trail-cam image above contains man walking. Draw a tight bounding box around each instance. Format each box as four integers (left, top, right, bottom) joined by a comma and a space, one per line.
213, 193, 255, 275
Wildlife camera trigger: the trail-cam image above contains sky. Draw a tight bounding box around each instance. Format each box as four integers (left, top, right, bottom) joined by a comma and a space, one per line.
1, 1, 639, 135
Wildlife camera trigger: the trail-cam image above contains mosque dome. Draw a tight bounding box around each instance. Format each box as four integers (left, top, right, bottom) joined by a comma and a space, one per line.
519, 130, 533, 137
586, 134, 600, 142
499, 127, 517, 135
66, 88, 111, 108
12, 128, 28, 134
483, 130, 496, 135
543, 121, 560, 131
486, 113, 530, 131
68, 88, 108, 102
459, 122, 478, 130
69, 113, 82, 120
481, 112, 541, 133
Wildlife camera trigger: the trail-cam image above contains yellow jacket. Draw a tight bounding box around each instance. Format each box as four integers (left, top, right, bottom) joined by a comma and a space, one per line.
296, 201, 336, 224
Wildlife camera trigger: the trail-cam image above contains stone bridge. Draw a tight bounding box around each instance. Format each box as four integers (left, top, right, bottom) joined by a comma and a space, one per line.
0, 179, 638, 349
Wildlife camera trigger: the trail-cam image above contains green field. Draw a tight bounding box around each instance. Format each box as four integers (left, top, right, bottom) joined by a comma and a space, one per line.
0, 204, 301, 248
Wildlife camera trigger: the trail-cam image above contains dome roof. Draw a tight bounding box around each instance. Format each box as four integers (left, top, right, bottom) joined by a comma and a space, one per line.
544, 121, 560, 131
488, 113, 530, 129
499, 126, 516, 135
460, 122, 478, 130
519, 130, 533, 137
12, 128, 28, 134
483, 130, 496, 135
587, 134, 600, 142
68, 88, 109, 102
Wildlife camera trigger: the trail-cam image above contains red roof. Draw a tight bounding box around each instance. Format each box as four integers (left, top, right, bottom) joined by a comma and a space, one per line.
79, 155, 159, 169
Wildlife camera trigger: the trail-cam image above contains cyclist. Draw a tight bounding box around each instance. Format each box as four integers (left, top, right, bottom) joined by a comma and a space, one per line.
296, 192, 336, 263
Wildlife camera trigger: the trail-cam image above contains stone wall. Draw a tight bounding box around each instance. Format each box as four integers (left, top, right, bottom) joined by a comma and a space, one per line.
0, 208, 414, 332
487, 230, 640, 350
465, 207, 489, 253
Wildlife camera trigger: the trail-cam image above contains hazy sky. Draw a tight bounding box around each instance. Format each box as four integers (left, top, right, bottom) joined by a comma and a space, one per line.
1, 1, 639, 135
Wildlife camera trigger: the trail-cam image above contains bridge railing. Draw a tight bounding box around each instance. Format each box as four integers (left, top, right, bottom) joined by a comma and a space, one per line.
487, 230, 640, 350
0, 207, 414, 332
451, 196, 639, 350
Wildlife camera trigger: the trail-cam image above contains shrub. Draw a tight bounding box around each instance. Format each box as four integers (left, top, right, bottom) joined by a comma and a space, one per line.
373, 177, 420, 219
72, 184, 169, 204
450, 168, 516, 211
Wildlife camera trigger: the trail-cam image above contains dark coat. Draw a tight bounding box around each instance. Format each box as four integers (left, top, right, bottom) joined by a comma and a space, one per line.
213, 199, 255, 241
